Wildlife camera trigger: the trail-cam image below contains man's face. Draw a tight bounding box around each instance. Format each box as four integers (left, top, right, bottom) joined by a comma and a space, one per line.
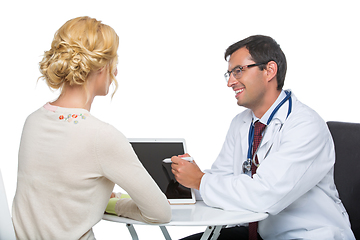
227, 47, 267, 113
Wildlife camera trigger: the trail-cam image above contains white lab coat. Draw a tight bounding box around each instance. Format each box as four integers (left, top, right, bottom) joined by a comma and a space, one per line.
200, 92, 355, 240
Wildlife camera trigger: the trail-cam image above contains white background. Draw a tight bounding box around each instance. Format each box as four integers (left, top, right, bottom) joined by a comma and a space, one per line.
1, 0, 359, 239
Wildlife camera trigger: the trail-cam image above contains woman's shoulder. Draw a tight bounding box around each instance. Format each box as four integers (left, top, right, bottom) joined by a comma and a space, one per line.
95, 121, 128, 144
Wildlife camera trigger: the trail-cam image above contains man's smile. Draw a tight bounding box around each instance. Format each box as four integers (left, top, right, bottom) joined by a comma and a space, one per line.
234, 88, 244, 99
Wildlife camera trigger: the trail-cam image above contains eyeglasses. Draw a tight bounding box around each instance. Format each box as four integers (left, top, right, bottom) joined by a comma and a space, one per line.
224, 62, 268, 83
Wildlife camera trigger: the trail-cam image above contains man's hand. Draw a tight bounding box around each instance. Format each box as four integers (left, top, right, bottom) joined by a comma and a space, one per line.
171, 154, 205, 190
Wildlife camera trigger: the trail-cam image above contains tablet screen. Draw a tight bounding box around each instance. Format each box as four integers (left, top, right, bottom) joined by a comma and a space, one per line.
129, 139, 195, 204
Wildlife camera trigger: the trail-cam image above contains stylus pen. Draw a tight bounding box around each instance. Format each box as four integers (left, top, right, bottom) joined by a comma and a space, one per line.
162, 157, 194, 163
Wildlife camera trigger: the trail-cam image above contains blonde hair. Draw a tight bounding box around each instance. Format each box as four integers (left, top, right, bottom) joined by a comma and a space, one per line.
39, 16, 119, 97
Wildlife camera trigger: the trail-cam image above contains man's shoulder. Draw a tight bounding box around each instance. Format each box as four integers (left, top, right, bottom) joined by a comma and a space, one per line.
292, 97, 323, 122
285, 97, 328, 136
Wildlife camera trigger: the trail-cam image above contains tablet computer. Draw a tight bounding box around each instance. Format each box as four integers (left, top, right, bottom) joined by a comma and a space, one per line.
128, 138, 196, 205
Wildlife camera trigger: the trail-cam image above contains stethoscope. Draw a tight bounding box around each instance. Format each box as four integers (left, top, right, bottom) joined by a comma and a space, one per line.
242, 90, 292, 174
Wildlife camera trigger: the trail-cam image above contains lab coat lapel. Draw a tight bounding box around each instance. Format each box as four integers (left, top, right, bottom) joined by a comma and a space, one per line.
261, 122, 280, 147
240, 110, 253, 159
257, 98, 292, 162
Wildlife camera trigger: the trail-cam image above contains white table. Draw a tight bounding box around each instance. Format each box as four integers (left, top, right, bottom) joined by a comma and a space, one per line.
102, 201, 268, 240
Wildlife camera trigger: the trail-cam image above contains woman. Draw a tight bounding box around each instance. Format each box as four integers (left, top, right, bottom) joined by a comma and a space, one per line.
12, 16, 171, 240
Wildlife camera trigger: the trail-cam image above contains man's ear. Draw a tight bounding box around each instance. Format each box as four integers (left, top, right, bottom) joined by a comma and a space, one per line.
265, 61, 277, 82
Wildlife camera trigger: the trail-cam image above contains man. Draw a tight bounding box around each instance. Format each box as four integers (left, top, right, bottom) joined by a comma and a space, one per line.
171, 35, 355, 240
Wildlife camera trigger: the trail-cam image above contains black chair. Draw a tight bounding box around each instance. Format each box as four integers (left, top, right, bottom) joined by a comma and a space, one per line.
327, 121, 360, 239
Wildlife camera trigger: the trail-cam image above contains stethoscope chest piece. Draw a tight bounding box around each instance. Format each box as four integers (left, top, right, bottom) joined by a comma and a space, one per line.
242, 158, 252, 173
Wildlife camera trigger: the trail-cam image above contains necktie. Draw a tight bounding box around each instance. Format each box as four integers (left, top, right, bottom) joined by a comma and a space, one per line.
251, 121, 266, 175
249, 121, 266, 240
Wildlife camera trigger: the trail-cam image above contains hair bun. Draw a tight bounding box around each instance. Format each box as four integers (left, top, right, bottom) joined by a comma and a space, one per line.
39, 16, 119, 93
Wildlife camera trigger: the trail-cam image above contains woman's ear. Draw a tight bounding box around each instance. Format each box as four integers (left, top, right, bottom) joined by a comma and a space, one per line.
99, 64, 110, 73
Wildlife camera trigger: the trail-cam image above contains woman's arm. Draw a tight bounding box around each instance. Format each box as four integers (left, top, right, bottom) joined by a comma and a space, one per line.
96, 124, 171, 223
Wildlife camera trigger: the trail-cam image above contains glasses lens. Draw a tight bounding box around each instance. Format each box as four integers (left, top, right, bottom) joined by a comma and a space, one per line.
225, 67, 243, 83
224, 72, 230, 82
233, 67, 242, 79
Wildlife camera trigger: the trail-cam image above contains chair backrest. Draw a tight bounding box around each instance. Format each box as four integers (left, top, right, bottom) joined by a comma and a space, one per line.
0, 169, 16, 240
327, 121, 360, 239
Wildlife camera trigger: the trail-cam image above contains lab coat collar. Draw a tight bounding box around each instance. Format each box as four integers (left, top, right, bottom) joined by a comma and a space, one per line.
261, 90, 295, 125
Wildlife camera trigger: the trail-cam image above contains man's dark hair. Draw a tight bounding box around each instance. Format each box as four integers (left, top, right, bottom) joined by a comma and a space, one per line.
224, 35, 287, 90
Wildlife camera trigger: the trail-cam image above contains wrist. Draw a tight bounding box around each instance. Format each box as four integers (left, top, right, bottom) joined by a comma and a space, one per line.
195, 172, 205, 190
